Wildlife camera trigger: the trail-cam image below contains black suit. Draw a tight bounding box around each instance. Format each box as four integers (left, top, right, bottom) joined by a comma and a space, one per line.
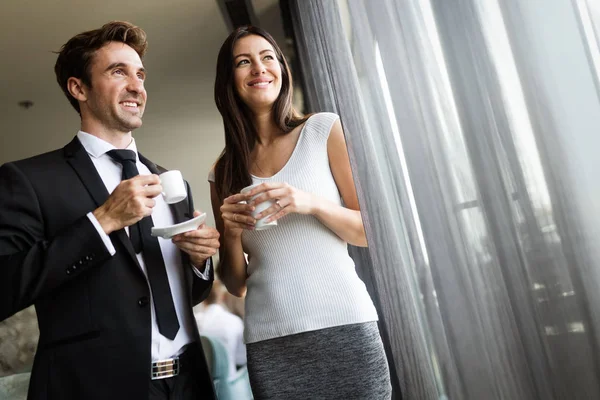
0, 137, 216, 400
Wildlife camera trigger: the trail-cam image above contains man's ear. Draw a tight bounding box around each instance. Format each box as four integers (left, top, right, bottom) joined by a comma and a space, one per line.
67, 77, 88, 102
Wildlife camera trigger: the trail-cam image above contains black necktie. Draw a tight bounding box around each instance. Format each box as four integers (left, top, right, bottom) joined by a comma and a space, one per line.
106, 149, 180, 340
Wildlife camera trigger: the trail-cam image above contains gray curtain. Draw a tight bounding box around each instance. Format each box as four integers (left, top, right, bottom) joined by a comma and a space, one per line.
289, 0, 600, 399
572, 0, 600, 96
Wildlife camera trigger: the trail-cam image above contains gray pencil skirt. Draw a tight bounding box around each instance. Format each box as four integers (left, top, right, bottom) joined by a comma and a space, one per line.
246, 322, 392, 400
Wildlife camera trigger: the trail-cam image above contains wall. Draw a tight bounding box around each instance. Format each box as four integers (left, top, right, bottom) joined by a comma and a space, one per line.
0, 57, 226, 230
0, 2, 231, 377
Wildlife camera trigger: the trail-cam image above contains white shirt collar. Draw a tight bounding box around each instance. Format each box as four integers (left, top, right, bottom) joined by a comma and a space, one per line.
76, 131, 139, 161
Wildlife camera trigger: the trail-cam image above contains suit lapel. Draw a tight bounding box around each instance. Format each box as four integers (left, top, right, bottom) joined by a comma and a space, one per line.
64, 137, 141, 270
64, 137, 108, 208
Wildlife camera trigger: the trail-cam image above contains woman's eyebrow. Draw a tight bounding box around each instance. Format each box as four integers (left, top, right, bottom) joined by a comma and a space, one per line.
233, 49, 274, 60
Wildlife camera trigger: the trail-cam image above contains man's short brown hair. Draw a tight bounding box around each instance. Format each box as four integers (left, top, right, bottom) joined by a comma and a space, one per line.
54, 21, 148, 114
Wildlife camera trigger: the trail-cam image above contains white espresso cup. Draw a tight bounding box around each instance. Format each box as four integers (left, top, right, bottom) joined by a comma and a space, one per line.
159, 170, 187, 204
240, 183, 278, 230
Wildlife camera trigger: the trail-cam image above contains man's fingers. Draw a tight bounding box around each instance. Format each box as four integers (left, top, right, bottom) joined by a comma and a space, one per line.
178, 246, 215, 259
143, 197, 156, 209
180, 229, 220, 240
174, 237, 220, 249
115, 175, 162, 197
143, 184, 163, 198
173, 240, 218, 256
133, 174, 161, 186
173, 226, 220, 242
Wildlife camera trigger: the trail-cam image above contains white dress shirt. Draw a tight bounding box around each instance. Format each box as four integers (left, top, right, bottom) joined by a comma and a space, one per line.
78, 131, 206, 361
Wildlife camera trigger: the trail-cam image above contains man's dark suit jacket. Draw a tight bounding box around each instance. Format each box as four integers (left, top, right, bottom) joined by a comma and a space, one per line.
0, 137, 216, 400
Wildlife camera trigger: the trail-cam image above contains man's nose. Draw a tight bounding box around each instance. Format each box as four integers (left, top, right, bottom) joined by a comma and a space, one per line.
126, 77, 145, 94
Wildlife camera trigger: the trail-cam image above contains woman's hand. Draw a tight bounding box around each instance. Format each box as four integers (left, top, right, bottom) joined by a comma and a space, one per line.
220, 192, 256, 237
247, 182, 316, 223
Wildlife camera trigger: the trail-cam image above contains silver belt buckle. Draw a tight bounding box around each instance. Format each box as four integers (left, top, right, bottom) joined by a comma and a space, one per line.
151, 357, 180, 380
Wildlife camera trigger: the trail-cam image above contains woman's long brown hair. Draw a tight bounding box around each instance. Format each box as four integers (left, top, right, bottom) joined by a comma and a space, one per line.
213, 26, 309, 201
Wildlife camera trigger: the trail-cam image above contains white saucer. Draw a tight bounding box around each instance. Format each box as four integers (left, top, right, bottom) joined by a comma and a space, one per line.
151, 213, 207, 239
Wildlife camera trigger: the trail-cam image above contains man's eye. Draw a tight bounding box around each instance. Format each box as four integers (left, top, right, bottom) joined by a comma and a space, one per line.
114, 69, 124, 75
137, 74, 145, 80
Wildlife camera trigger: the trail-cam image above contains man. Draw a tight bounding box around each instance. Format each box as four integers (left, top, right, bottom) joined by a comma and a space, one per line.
194, 279, 247, 378
0, 21, 219, 399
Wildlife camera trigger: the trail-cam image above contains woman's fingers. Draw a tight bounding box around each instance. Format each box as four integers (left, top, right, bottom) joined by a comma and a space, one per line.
255, 198, 286, 220
224, 193, 253, 204
221, 202, 255, 215
249, 188, 287, 207
245, 182, 286, 197
223, 211, 256, 226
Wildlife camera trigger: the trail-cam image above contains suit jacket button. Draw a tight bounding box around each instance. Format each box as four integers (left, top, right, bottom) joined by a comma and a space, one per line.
138, 296, 149, 307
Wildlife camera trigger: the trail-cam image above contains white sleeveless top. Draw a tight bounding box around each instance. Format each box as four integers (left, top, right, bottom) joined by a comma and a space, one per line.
209, 112, 378, 343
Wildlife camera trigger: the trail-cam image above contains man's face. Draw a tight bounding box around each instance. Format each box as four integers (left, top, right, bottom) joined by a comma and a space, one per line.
82, 41, 147, 134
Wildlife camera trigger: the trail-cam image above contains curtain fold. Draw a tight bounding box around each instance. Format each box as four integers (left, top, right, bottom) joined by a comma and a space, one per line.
572, 0, 600, 96
290, 1, 441, 399
289, 0, 600, 399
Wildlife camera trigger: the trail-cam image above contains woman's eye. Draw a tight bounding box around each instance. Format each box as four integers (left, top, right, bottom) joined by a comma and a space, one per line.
237, 59, 249, 67
264, 55, 274, 61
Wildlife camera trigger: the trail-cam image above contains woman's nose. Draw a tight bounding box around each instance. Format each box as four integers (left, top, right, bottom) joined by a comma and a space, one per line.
251, 63, 266, 75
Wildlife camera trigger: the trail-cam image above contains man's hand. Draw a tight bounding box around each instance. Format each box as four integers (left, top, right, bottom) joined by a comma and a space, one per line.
93, 174, 162, 234
172, 211, 220, 267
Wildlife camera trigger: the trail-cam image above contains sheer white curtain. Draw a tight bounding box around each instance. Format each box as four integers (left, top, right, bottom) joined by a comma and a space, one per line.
289, 0, 600, 399
573, 0, 600, 94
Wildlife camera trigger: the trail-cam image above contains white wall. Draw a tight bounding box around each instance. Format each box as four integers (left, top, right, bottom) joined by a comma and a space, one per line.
0, 5, 230, 228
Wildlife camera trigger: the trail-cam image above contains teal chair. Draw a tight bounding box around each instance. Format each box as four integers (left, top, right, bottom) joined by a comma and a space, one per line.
0, 372, 30, 400
200, 335, 253, 400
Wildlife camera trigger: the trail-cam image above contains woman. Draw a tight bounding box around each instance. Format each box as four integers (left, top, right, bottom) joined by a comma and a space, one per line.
209, 26, 392, 399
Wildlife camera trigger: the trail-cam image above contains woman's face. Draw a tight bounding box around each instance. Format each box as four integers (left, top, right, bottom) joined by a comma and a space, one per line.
232, 34, 283, 112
